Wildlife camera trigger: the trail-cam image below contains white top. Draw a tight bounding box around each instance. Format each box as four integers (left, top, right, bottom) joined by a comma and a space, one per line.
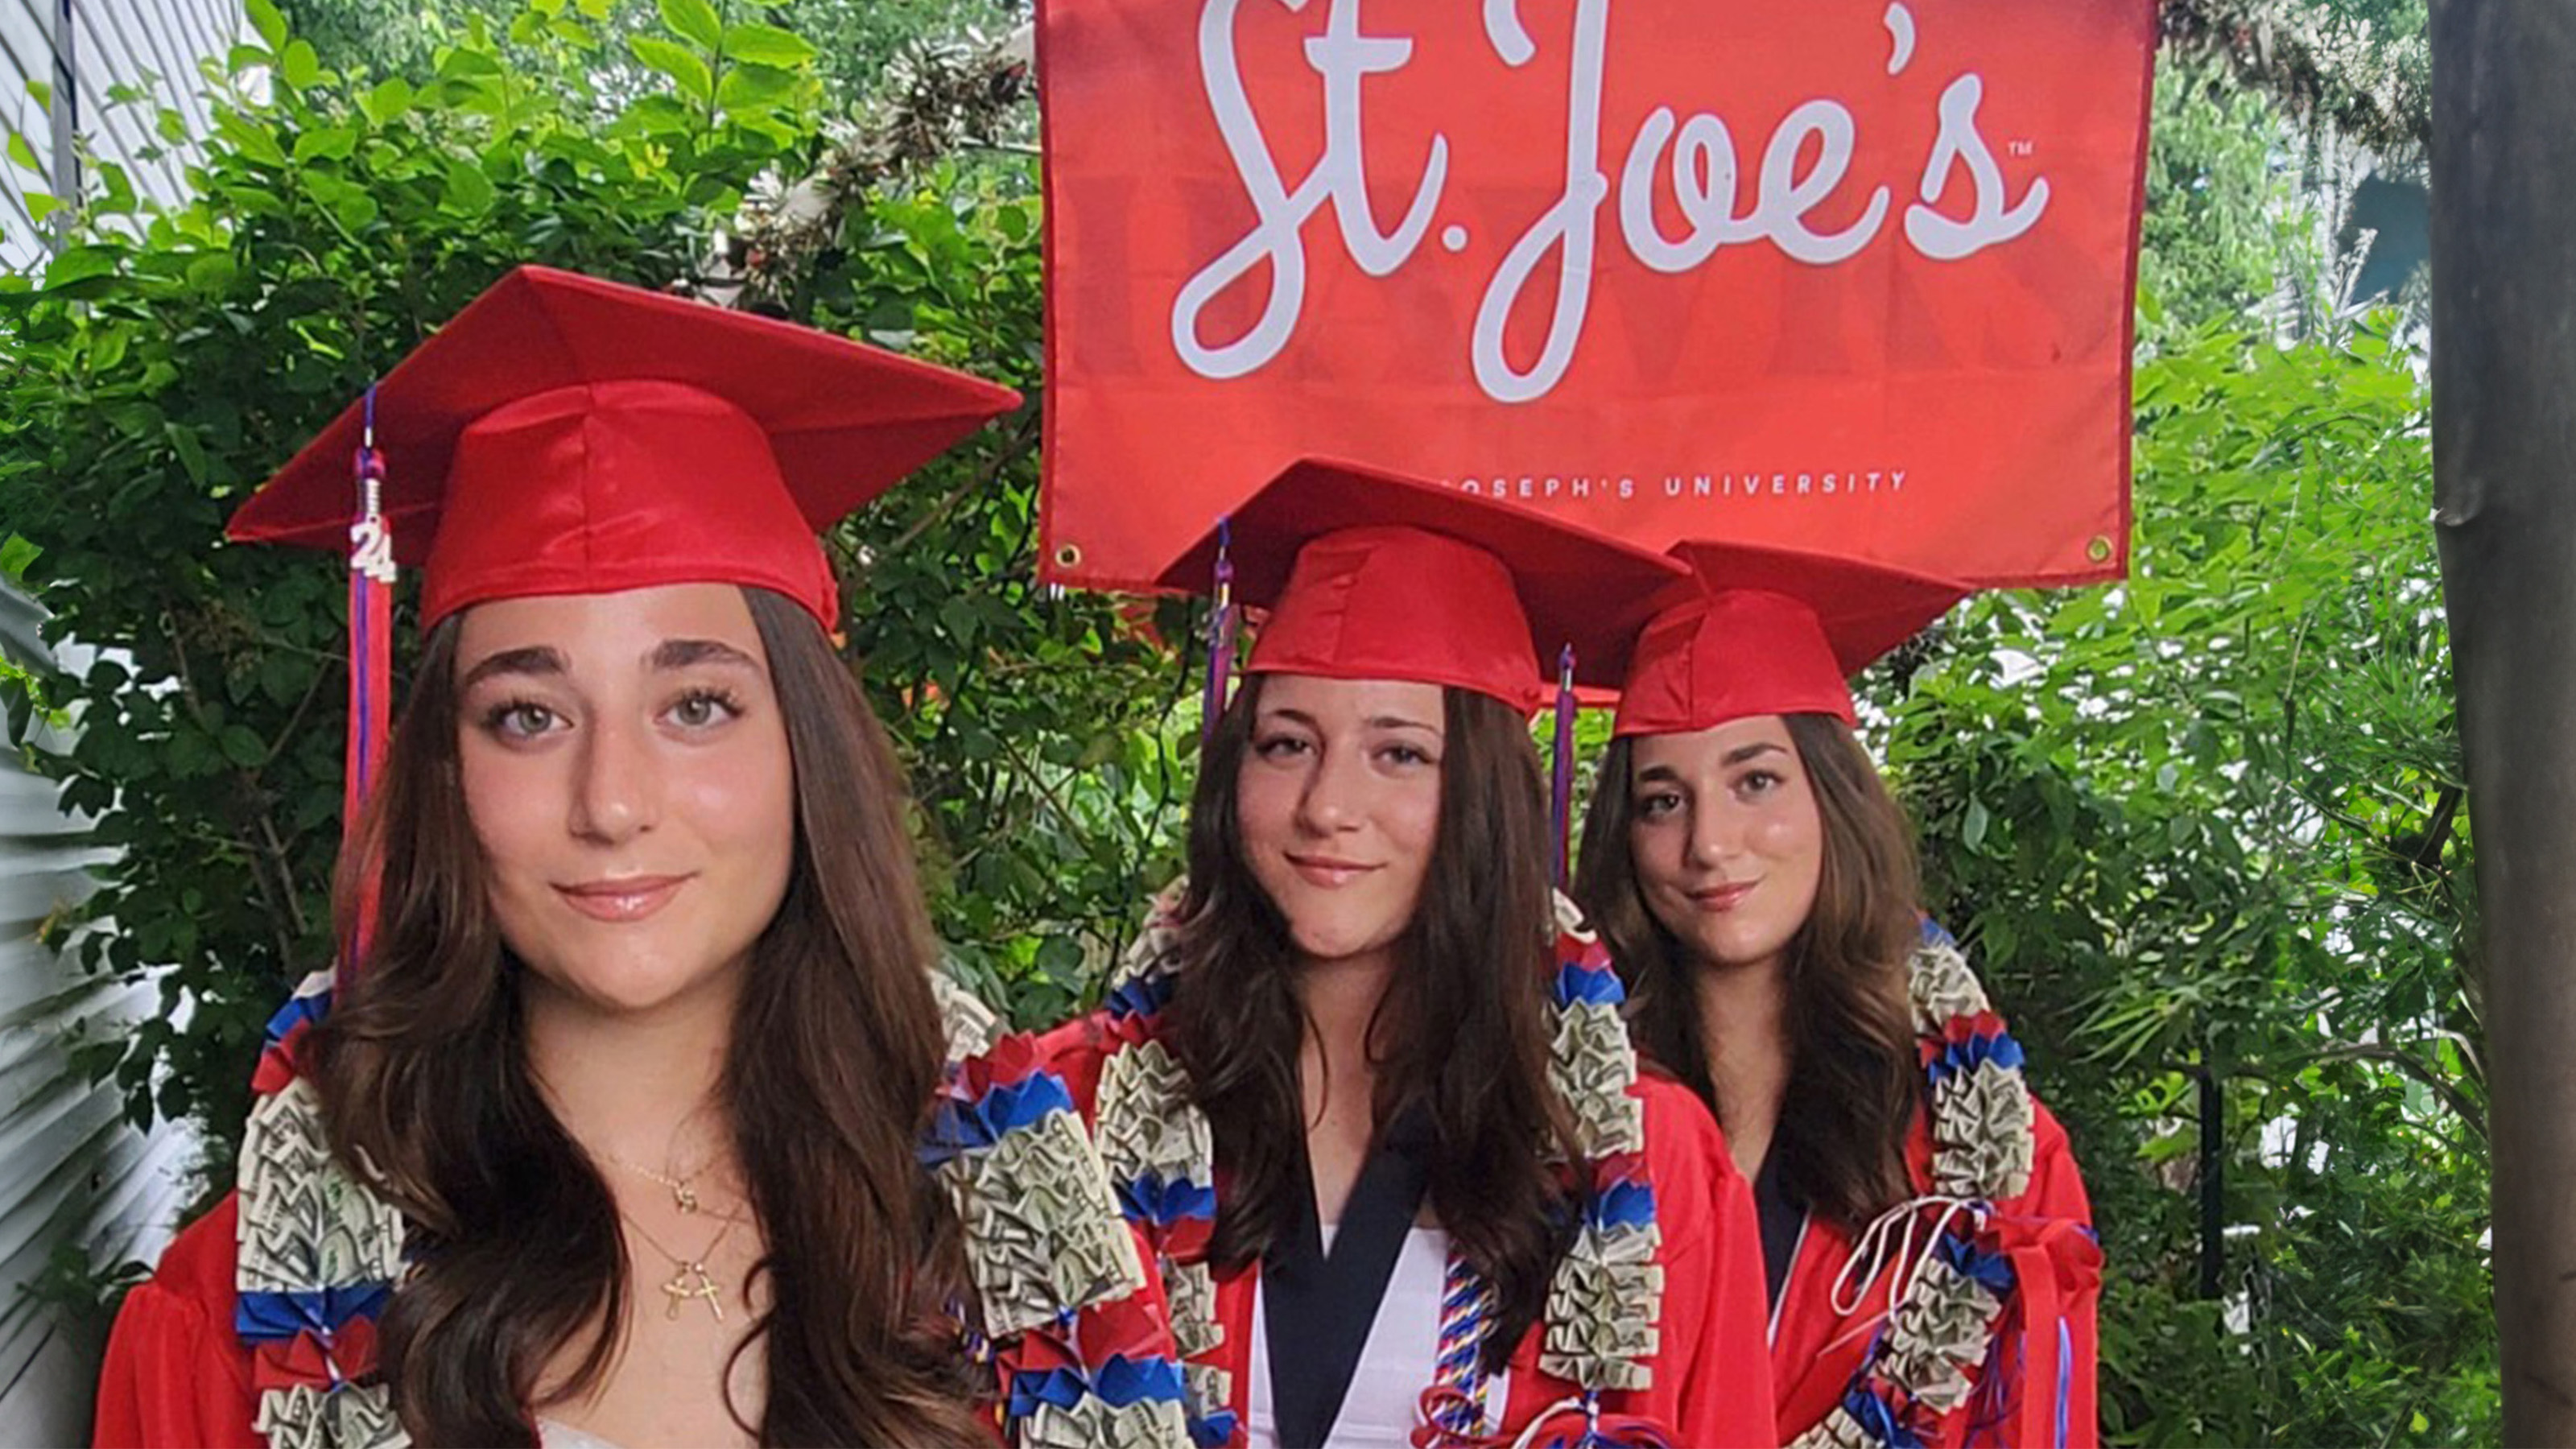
535, 1418, 630, 1449
1245, 1226, 1508, 1449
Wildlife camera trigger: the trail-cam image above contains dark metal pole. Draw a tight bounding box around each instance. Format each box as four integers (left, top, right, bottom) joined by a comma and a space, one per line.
47, 0, 75, 249
2429, 6, 2576, 1441
2196, 1065, 2222, 1302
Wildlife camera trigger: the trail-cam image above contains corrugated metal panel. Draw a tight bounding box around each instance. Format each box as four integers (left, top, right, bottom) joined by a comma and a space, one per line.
0, 0, 245, 266
0, 582, 196, 1444
72, 2, 187, 205
0, 0, 56, 268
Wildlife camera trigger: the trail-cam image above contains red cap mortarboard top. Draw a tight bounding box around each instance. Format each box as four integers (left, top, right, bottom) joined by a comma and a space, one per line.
1613, 542, 1971, 736
1156, 458, 1692, 712
227, 265, 1022, 630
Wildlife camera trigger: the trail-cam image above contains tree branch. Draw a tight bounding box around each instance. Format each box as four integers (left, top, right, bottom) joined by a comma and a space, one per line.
2161, 0, 2433, 159
2293, 1039, 2487, 1140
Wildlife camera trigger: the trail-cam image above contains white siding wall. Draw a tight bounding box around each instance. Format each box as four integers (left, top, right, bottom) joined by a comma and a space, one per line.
0, 0, 239, 1437
0, 597, 201, 1447
2, 0, 243, 268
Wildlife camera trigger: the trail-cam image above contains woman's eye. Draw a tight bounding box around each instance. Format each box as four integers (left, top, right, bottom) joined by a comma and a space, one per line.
1737, 769, 1783, 797
1253, 735, 1312, 759
483, 701, 559, 741
667, 690, 741, 729
1380, 744, 1435, 768
1634, 791, 1682, 819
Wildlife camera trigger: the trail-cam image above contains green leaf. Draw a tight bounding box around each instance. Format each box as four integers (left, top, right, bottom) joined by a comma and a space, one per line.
0, 533, 39, 582
1034, 935, 1084, 982
441, 157, 495, 216
256, 653, 308, 707
214, 110, 287, 168
716, 62, 798, 112
621, 93, 696, 136
628, 36, 712, 105
217, 725, 266, 770
96, 160, 134, 212
302, 171, 380, 232
1961, 798, 1991, 851
720, 21, 816, 68
291, 126, 357, 163
359, 77, 414, 126
27, 79, 48, 113
184, 252, 237, 293
244, 0, 287, 52
278, 39, 320, 91
437, 45, 505, 80
166, 423, 208, 485
43, 244, 122, 291
658, 0, 723, 52
6, 132, 40, 175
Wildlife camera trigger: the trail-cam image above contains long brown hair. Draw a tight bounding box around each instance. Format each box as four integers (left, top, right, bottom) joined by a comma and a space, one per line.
1574, 712, 1918, 1229
308, 587, 986, 1447
1161, 675, 1577, 1368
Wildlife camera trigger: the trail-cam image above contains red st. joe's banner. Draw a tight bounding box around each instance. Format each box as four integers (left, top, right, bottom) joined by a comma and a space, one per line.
1036, 0, 2158, 591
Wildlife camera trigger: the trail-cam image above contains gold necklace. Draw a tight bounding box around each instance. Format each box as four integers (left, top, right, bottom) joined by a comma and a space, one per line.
619, 1206, 745, 1322
601, 1148, 715, 1216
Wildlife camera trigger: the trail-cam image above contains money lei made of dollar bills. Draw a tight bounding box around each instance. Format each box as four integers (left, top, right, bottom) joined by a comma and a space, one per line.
1787, 931, 2041, 1449
233, 967, 1187, 1449
1090, 886, 1668, 1448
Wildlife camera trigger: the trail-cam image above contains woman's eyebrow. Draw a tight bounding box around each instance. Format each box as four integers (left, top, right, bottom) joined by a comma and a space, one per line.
649, 638, 764, 672
458, 646, 565, 690
1723, 741, 1789, 766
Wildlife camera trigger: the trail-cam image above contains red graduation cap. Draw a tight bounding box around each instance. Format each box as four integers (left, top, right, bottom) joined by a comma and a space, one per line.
1157, 458, 1691, 712
228, 265, 1022, 631
229, 265, 1018, 869
1613, 542, 1971, 735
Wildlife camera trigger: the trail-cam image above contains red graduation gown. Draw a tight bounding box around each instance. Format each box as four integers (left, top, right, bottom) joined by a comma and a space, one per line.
1769, 1100, 2099, 1448
94, 1193, 263, 1449
89, 1192, 1124, 1449
1039, 1014, 1780, 1447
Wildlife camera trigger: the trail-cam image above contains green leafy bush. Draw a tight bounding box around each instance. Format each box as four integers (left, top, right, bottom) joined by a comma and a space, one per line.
0, 2, 2492, 1439
0, 0, 1184, 1195
1880, 316, 2489, 1443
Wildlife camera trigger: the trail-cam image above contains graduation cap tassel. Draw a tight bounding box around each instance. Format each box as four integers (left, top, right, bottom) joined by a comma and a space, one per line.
1200, 515, 1237, 741
345, 386, 395, 978
1552, 644, 1577, 889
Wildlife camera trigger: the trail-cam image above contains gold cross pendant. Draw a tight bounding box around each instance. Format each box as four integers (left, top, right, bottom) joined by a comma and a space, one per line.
660, 1262, 725, 1322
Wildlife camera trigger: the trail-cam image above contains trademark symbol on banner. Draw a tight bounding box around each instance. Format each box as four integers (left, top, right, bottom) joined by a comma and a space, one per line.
2009, 139, 2036, 157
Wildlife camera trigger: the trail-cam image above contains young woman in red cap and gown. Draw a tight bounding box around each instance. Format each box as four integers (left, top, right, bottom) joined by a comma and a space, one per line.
1575, 544, 2101, 1449
1036, 460, 1780, 1449
91, 268, 1186, 1449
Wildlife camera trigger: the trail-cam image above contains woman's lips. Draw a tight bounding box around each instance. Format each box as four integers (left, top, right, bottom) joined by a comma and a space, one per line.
554, 874, 691, 922
1690, 881, 1755, 912
1286, 853, 1378, 889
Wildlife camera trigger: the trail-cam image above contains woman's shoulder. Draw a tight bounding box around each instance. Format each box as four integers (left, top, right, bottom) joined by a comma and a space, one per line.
1627, 1065, 1745, 1221
1629, 1067, 1722, 1152
2017, 1090, 2095, 1219
97, 1194, 262, 1449
1025, 1006, 1138, 1117
136, 1191, 244, 1317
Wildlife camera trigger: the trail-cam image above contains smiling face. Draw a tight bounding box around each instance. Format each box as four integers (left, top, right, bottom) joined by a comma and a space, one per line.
1232, 674, 1447, 967
1624, 713, 1826, 978
454, 582, 796, 1019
